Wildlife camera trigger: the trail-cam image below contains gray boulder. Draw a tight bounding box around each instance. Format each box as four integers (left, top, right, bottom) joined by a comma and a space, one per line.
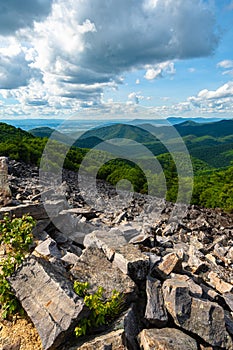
9, 256, 88, 350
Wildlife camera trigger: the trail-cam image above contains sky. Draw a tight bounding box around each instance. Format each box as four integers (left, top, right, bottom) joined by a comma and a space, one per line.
0, 0, 233, 120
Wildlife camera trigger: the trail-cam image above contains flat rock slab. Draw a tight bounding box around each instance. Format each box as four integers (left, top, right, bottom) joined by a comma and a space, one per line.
9, 256, 88, 350
113, 244, 150, 281
71, 247, 136, 300
83, 229, 127, 260
0, 200, 66, 220
138, 328, 198, 350
72, 329, 126, 350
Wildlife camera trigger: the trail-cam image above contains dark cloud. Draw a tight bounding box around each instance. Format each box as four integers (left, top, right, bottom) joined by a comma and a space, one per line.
0, 52, 32, 89
30, 0, 219, 100
0, 0, 220, 107
0, 0, 53, 34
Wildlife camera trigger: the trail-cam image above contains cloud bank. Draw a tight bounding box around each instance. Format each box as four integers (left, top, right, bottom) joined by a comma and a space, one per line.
0, 0, 220, 116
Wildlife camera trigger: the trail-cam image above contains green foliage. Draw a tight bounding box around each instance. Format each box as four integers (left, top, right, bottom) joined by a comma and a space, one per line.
0, 215, 36, 319
74, 281, 124, 337
97, 158, 147, 193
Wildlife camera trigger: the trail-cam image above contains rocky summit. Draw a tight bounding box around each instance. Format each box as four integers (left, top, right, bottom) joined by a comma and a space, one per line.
0, 157, 233, 350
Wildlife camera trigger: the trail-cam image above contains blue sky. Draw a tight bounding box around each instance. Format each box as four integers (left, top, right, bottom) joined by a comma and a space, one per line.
0, 0, 233, 120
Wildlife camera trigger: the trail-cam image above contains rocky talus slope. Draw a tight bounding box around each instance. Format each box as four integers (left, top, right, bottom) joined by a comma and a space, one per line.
0, 158, 232, 350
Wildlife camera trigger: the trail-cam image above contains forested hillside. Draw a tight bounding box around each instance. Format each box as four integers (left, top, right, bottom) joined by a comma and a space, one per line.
0, 120, 232, 211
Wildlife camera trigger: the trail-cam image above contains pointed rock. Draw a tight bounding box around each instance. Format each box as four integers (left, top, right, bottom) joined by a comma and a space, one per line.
144, 276, 168, 327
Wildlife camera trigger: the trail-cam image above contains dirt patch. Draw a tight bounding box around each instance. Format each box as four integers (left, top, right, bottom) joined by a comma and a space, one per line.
0, 315, 42, 350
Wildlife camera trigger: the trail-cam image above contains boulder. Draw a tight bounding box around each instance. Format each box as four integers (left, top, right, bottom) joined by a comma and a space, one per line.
138, 328, 198, 350
70, 247, 136, 301
73, 329, 126, 350
162, 276, 231, 347
155, 252, 182, 278
34, 237, 62, 258
144, 276, 168, 326
9, 256, 88, 350
113, 244, 149, 281
83, 229, 127, 260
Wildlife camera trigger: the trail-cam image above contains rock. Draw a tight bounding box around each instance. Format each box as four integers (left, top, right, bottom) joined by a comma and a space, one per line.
207, 271, 233, 294
1, 339, 21, 350
0, 156, 12, 207
70, 247, 136, 301
32, 219, 50, 240
223, 292, 233, 312
162, 277, 230, 347
187, 245, 206, 273
0, 203, 48, 220
122, 304, 140, 350
109, 303, 140, 350
226, 247, 233, 263
155, 252, 182, 278
0, 200, 66, 220
9, 256, 88, 350
114, 211, 128, 224
83, 229, 127, 260
116, 225, 140, 242
61, 252, 81, 266
225, 310, 233, 336
53, 213, 97, 244
60, 208, 98, 220
35, 237, 62, 258
138, 328, 198, 350
144, 276, 168, 326
74, 329, 126, 350
113, 244, 150, 281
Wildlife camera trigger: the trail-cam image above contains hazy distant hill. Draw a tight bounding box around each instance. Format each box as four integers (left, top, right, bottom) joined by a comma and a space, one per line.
79, 123, 157, 144
175, 119, 233, 138
130, 117, 223, 125
29, 127, 73, 144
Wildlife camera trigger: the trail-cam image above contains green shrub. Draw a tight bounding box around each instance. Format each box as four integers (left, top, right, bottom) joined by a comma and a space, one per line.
74, 281, 124, 337
0, 214, 36, 319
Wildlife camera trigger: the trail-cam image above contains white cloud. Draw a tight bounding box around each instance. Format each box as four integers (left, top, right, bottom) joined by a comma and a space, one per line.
0, 0, 219, 115
128, 91, 146, 104
187, 81, 233, 115
144, 61, 176, 80
217, 60, 233, 69
0, 0, 218, 103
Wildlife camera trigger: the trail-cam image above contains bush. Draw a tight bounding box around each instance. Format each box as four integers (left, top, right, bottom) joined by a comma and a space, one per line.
0, 214, 36, 319
73, 281, 124, 337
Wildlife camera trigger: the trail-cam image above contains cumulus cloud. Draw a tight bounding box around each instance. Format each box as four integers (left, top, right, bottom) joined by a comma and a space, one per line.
0, 39, 40, 89
31, 0, 217, 103
190, 82, 233, 101
0, 0, 53, 35
0, 0, 219, 111
144, 61, 176, 80
187, 81, 233, 115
